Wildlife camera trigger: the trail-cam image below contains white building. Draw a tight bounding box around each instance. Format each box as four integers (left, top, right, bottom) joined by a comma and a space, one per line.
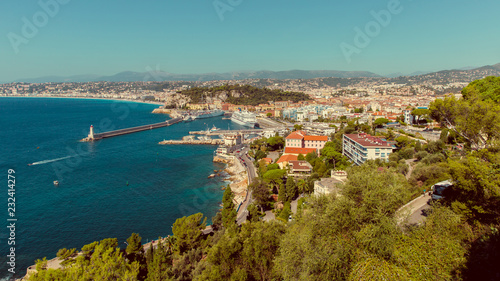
404, 110, 412, 124
343, 133, 394, 165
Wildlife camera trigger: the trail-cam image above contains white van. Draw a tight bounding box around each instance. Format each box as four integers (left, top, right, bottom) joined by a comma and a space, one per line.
431, 180, 453, 200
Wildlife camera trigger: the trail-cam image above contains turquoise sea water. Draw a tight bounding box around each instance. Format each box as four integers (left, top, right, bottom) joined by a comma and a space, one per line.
0, 97, 244, 279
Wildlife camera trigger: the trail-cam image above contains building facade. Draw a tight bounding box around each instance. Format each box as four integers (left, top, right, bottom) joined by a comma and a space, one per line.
285, 130, 328, 156
343, 133, 394, 165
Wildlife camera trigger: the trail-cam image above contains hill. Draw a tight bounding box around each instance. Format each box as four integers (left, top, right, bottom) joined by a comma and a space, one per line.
13, 69, 381, 83
176, 84, 311, 106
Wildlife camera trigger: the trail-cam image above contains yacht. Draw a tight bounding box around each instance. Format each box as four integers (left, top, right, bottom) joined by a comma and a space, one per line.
193, 109, 224, 120
230, 111, 259, 128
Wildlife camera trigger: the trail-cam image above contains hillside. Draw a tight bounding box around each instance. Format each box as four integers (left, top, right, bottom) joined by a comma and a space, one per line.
177, 84, 311, 106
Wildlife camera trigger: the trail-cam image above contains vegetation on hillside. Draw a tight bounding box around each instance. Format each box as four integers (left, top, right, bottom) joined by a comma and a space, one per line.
27, 77, 500, 280
178, 84, 311, 106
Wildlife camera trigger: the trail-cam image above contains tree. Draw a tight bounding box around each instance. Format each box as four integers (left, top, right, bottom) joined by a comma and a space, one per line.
278, 183, 286, 202
172, 213, 206, 254
429, 91, 500, 150
247, 203, 260, 222
461, 75, 500, 103
250, 179, 270, 212
293, 124, 303, 131
285, 177, 298, 201
305, 151, 318, 163
395, 135, 411, 148
263, 169, 286, 188
373, 118, 389, 129
222, 186, 237, 229
267, 136, 284, 150
446, 152, 500, 223
255, 150, 267, 161
126, 233, 143, 262
146, 240, 173, 281
297, 153, 305, 161
297, 179, 307, 195
411, 108, 430, 124
56, 248, 77, 261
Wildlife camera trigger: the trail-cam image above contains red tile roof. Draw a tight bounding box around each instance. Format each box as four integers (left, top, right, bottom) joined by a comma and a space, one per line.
344, 133, 392, 148
289, 160, 312, 172
304, 135, 328, 141
286, 130, 306, 140
262, 158, 273, 164
276, 154, 298, 163
284, 147, 317, 155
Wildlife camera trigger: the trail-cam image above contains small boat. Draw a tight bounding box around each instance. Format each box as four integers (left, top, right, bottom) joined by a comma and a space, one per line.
27, 163, 33, 166
210, 125, 219, 132
53, 180, 59, 186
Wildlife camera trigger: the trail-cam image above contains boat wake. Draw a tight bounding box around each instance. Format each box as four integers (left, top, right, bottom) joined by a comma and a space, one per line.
30, 156, 72, 166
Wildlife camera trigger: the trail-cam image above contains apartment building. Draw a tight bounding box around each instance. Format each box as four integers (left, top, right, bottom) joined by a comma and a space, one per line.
343, 133, 394, 165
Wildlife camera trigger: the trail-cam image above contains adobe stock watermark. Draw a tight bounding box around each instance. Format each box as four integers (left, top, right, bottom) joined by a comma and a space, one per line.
340, 0, 405, 63
7, 0, 71, 54
213, 0, 243, 21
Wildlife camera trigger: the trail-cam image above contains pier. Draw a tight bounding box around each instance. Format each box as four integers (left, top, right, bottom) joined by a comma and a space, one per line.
159, 139, 224, 145
189, 129, 262, 136
81, 117, 183, 141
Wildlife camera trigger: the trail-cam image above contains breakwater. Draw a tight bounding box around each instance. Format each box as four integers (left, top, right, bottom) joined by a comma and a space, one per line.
81, 117, 183, 141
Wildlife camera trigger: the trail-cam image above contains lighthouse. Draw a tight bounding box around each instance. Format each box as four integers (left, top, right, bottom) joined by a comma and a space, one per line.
89, 125, 95, 140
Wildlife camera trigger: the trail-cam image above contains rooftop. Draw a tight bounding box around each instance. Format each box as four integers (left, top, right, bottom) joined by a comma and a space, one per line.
344, 133, 392, 148
284, 147, 317, 155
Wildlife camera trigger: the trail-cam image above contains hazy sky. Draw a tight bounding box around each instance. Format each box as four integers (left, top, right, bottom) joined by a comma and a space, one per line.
1, 0, 499, 81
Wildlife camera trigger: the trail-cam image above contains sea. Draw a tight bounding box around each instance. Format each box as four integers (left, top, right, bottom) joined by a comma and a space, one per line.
0, 97, 246, 280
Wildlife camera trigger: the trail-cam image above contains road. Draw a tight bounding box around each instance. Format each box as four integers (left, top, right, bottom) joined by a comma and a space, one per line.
236, 146, 257, 224
396, 193, 432, 226
405, 158, 416, 180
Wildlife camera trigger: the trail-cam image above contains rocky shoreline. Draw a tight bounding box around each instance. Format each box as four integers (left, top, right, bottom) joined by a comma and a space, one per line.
214, 155, 249, 206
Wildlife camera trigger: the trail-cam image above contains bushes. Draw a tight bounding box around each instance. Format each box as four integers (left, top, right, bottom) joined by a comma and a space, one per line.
399, 147, 415, 159
409, 162, 450, 188
414, 151, 429, 161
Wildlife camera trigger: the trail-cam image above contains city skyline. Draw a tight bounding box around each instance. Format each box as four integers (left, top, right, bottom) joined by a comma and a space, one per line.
1, 0, 500, 82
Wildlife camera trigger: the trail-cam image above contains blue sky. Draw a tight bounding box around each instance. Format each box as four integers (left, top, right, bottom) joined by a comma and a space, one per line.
1, 0, 499, 81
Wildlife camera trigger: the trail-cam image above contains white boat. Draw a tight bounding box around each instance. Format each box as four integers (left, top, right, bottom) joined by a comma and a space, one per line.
193, 109, 224, 120
230, 111, 259, 128
210, 125, 219, 132
53, 180, 59, 186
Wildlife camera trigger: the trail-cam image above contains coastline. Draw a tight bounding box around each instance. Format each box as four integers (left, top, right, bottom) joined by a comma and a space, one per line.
7, 97, 242, 280
0, 95, 166, 106
214, 155, 249, 207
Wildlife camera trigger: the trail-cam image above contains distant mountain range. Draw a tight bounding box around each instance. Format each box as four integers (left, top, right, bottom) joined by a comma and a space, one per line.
9, 63, 500, 84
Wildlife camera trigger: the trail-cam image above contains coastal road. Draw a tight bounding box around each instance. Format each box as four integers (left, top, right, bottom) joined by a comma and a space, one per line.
236, 146, 257, 224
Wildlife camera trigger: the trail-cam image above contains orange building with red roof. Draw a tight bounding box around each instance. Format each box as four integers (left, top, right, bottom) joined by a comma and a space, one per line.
285, 130, 328, 155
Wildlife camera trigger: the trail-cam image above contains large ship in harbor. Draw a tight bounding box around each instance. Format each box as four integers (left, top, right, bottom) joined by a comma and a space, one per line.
230, 110, 259, 128
193, 109, 224, 120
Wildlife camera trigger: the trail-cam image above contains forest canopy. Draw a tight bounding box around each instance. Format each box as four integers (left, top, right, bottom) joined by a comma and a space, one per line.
178, 84, 311, 106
